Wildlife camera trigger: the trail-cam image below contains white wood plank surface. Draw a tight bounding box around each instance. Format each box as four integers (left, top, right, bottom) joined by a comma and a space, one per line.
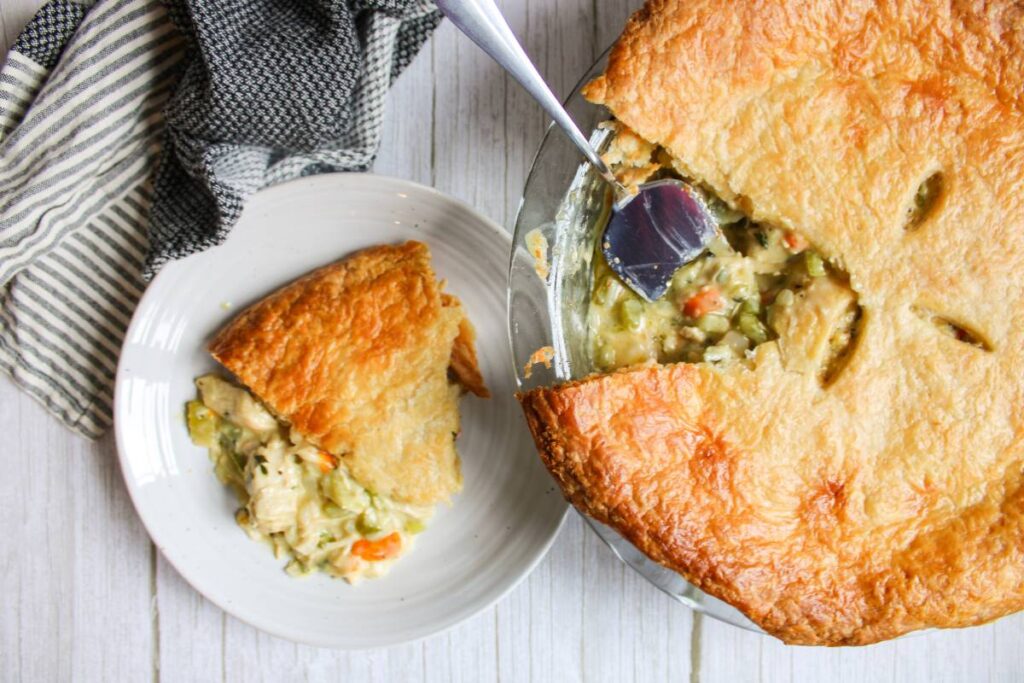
2, 1, 1024, 681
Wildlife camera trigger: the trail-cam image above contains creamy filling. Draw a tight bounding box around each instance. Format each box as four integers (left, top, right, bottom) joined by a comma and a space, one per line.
186, 375, 431, 583
589, 122, 859, 378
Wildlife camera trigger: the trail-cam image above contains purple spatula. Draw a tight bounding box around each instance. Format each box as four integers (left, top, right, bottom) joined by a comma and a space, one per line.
436, 0, 718, 301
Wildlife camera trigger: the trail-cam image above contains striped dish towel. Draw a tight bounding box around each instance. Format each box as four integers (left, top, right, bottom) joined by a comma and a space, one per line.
0, 0, 441, 438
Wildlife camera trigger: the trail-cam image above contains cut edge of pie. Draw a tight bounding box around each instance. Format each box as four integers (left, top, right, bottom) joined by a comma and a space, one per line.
209, 240, 488, 506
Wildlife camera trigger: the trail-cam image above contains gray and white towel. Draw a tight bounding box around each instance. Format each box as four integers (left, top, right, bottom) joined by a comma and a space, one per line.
0, 0, 440, 437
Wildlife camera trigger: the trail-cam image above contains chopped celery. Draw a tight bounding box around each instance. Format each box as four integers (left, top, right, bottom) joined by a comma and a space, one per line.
738, 313, 768, 345
739, 296, 761, 316
619, 299, 645, 331
697, 314, 729, 335
186, 400, 219, 447
325, 470, 370, 512
805, 251, 826, 277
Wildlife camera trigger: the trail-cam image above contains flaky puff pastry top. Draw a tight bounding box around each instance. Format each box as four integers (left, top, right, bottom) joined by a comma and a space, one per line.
518, 0, 1024, 645
210, 241, 487, 507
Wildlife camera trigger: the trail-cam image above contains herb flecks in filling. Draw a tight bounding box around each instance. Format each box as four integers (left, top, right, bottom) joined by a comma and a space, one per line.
589, 122, 861, 380
186, 374, 431, 583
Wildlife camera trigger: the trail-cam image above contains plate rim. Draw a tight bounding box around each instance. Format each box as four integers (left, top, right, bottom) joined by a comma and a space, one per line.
114, 172, 569, 649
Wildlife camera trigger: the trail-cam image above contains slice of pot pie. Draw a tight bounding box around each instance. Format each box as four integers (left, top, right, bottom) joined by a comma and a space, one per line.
186, 241, 488, 582
518, 0, 1024, 644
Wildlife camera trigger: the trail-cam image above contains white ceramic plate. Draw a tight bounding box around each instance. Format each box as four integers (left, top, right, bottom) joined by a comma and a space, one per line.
115, 174, 568, 649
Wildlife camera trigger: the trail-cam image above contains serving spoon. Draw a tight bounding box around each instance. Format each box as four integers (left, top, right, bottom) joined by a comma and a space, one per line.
436, 0, 717, 302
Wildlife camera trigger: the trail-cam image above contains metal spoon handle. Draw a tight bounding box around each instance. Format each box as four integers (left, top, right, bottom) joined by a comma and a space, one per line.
435, 0, 622, 192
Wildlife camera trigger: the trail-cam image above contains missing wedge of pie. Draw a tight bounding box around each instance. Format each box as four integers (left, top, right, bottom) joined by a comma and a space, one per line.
186, 241, 488, 583
518, 0, 1024, 645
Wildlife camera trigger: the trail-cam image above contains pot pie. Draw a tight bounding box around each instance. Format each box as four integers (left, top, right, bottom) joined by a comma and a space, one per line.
186, 241, 488, 582
518, 0, 1024, 644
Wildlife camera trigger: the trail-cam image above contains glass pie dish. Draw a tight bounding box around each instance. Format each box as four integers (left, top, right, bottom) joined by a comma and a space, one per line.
507, 50, 761, 634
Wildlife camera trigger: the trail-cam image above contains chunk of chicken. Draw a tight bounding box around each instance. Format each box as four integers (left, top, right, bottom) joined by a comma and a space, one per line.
196, 374, 278, 433
771, 277, 857, 376
246, 439, 301, 535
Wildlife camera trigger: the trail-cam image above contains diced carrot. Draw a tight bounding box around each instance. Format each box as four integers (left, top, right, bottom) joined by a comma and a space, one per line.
682, 286, 726, 319
351, 532, 402, 561
523, 345, 555, 379
783, 231, 808, 252
317, 450, 338, 474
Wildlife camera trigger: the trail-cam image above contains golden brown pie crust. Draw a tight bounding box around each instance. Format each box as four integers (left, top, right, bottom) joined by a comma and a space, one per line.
443, 293, 491, 399
519, 0, 1024, 645
210, 241, 486, 506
